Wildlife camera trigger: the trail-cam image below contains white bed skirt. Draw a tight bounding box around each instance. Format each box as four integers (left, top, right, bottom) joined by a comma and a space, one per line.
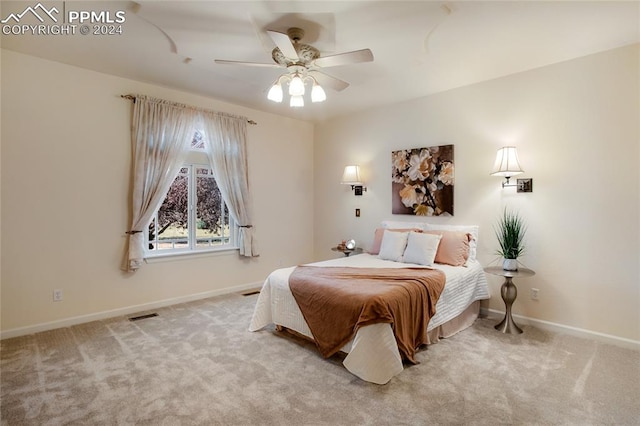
249, 254, 490, 384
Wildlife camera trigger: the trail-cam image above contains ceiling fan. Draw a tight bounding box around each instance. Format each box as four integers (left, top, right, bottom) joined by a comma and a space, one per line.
214, 27, 374, 107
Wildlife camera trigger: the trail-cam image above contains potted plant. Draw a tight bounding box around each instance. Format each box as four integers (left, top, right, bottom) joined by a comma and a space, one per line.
494, 209, 526, 271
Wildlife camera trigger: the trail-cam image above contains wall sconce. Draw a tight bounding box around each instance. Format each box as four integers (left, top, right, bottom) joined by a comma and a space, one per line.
341, 165, 367, 196
490, 146, 533, 192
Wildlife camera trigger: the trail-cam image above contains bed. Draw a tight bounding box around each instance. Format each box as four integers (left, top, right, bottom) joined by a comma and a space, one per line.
249, 222, 490, 384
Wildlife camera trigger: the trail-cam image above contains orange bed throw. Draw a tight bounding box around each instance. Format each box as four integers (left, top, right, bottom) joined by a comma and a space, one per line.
288, 266, 446, 364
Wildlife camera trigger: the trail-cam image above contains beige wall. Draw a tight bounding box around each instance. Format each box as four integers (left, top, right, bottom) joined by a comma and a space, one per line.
1, 50, 315, 334
314, 44, 640, 342
2, 45, 639, 343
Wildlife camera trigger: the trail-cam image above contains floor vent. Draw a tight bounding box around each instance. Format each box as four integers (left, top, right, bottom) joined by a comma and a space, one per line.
128, 313, 159, 321
242, 290, 260, 296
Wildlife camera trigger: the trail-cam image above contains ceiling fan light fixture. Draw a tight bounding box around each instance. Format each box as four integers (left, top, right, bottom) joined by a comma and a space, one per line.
216, 26, 374, 110
290, 95, 304, 108
289, 74, 305, 96
311, 81, 326, 103
267, 82, 283, 103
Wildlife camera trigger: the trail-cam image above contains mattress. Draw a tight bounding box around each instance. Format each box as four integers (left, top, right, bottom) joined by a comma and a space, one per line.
249, 253, 489, 384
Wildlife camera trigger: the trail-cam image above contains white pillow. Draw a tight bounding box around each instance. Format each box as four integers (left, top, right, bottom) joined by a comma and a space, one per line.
378, 230, 409, 262
403, 232, 442, 266
424, 224, 479, 262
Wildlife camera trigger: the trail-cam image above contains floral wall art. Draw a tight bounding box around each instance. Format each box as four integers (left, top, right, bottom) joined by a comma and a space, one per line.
391, 145, 454, 216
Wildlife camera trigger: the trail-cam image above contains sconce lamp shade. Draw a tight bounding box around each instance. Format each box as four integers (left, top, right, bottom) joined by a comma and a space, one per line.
491, 146, 524, 177
341, 165, 367, 196
341, 165, 363, 185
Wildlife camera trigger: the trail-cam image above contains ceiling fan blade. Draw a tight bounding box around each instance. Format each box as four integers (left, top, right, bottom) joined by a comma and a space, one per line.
309, 71, 350, 92
266, 30, 299, 60
214, 59, 281, 68
313, 49, 374, 68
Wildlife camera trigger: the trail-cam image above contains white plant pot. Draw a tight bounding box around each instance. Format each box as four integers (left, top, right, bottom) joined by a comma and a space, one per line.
502, 258, 518, 271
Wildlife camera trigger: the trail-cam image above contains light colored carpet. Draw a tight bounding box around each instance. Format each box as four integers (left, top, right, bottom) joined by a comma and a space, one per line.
1, 292, 638, 425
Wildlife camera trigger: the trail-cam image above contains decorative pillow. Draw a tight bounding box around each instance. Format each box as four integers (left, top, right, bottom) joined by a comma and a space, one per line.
424, 224, 479, 262
402, 232, 442, 266
424, 230, 471, 266
378, 230, 410, 262
370, 227, 422, 255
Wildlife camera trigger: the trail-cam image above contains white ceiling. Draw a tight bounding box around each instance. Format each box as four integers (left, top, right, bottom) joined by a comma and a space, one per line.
1, 1, 638, 123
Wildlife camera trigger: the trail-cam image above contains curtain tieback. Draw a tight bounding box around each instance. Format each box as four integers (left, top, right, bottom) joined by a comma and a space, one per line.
126, 230, 142, 235
239, 225, 253, 228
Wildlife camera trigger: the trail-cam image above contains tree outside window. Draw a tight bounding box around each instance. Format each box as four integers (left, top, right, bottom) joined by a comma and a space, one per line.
146, 131, 235, 254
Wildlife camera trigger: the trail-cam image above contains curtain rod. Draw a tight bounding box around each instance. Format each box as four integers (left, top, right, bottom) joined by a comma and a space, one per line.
120, 94, 257, 125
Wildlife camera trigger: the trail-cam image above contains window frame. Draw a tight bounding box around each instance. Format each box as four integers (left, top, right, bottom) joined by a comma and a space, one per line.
144, 149, 238, 259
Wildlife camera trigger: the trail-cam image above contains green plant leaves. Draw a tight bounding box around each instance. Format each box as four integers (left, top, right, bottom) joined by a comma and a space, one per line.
494, 209, 526, 259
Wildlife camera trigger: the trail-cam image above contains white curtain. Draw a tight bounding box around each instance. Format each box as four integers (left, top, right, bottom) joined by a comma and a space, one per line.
126, 95, 199, 271
200, 112, 258, 257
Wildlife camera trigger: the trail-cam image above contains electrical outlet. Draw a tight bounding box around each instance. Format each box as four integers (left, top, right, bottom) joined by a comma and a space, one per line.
53, 289, 63, 302
530, 288, 539, 301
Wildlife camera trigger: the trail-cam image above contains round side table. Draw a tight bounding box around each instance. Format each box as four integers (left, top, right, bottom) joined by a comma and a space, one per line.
484, 266, 536, 334
331, 247, 363, 257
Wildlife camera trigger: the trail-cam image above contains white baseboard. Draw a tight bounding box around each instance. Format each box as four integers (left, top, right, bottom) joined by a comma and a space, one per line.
0, 281, 264, 340
480, 308, 640, 351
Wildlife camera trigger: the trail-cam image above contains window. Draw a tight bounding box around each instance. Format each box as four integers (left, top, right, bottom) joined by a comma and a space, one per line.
145, 131, 236, 256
